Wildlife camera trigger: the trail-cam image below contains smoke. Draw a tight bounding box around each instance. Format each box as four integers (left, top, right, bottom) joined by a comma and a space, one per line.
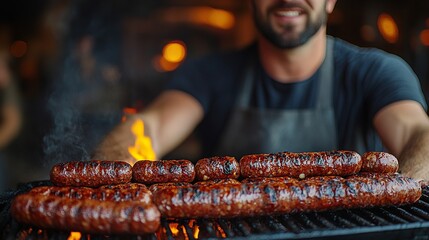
42, 0, 124, 164
43, 58, 90, 164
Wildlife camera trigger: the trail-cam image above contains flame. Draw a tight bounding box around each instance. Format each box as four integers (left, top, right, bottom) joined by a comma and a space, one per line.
188, 219, 200, 239
68, 232, 81, 240
194, 225, 200, 239
169, 223, 180, 236
215, 224, 227, 238
128, 119, 157, 162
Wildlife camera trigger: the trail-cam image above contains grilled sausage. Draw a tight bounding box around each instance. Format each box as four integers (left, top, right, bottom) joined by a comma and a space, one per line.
153, 174, 421, 218
132, 160, 195, 184
153, 182, 264, 218
149, 182, 192, 193
241, 176, 298, 184
195, 156, 240, 181
361, 152, 399, 173
29, 183, 152, 204
194, 178, 241, 186
240, 150, 362, 179
50, 160, 132, 187
11, 194, 161, 234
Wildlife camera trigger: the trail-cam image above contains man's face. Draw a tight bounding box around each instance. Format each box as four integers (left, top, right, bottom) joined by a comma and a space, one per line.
252, 0, 332, 49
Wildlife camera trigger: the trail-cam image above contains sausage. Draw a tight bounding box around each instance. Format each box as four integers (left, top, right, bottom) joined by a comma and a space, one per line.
195, 156, 240, 181
132, 160, 195, 184
152, 174, 421, 218
50, 160, 132, 187
361, 152, 398, 173
11, 193, 161, 234
240, 150, 362, 179
153, 183, 264, 218
98, 183, 152, 203
241, 176, 298, 184
194, 178, 241, 186
29, 183, 152, 204
99, 183, 147, 190
149, 182, 193, 193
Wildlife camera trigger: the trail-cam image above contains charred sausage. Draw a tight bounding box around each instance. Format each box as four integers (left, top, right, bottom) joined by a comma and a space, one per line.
153, 174, 421, 218
50, 160, 132, 187
148, 182, 192, 193
361, 152, 398, 173
30, 183, 152, 204
194, 178, 241, 186
132, 160, 195, 184
195, 156, 240, 181
241, 176, 298, 184
11, 194, 161, 234
240, 150, 362, 179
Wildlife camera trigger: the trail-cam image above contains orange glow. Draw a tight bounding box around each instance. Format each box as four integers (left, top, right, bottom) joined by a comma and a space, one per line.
191, 7, 235, 30
10, 40, 28, 58
377, 13, 399, 43
154, 55, 181, 72
420, 29, 429, 46
68, 232, 81, 240
163, 41, 186, 63
128, 119, 157, 162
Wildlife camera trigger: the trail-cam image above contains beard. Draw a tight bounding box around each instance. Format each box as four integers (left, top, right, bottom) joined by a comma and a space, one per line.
252, 1, 328, 49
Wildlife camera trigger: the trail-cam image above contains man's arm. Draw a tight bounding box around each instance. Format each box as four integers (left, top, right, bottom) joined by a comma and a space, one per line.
374, 100, 429, 180
94, 90, 204, 161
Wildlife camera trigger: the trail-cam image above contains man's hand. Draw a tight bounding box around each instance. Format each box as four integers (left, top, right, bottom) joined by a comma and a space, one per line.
93, 90, 204, 162
398, 126, 429, 181
374, 100, 429, 180
92, 118, 136, 162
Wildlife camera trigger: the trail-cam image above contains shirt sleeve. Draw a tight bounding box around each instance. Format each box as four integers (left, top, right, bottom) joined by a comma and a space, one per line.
363, 51, 427, 118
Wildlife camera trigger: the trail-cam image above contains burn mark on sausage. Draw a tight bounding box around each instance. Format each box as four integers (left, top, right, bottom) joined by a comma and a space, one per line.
264, 185, 277, 203
169, 164, 181, 174
345, 180, 357, 197
223, 161, 233, 174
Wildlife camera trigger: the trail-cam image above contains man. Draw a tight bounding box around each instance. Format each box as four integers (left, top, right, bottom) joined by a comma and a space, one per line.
95, 0, 429, 180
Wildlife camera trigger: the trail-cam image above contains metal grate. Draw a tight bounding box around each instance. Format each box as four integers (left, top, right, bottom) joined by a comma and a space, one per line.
2, 184, 429, 240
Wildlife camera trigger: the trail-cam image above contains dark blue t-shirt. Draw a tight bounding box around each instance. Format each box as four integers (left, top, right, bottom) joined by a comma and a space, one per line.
166, 37, 427, 156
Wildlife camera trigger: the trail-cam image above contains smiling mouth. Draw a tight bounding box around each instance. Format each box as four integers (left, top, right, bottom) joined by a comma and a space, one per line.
276, 10, 301, 17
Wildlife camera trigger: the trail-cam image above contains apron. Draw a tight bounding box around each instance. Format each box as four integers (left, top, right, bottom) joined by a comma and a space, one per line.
215, 37, 341, 157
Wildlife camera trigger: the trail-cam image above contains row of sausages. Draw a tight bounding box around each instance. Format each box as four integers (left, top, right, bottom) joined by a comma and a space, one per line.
12, 173, 421, 234
11, 150, 402, 235
50, 151, 399, 187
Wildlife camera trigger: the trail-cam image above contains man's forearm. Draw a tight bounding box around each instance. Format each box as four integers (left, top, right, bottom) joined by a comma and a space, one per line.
93, 117, 139, 161
399, 126, 429, 180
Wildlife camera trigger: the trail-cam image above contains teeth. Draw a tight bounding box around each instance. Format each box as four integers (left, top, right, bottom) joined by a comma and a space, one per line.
277, 11, 300, 17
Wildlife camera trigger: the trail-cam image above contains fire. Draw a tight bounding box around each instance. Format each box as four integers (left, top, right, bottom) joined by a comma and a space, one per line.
193, 225, 200, 239
215, 224, 227, 238
128, 119, 157, 162
68, 232, 81, 240
169, 223, 180, 236
188, 219, 200, 239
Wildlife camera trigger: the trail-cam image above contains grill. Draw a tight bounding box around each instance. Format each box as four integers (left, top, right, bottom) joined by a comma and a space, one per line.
2, 181, 429, 240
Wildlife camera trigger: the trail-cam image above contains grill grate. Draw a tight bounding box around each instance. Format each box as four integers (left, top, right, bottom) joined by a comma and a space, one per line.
1, 185, 429, 239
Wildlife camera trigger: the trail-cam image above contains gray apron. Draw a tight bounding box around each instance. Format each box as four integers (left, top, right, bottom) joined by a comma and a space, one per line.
216, 38, 340, 157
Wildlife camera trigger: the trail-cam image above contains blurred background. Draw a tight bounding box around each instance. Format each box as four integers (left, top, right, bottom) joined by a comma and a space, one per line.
0, 0, 428, 190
